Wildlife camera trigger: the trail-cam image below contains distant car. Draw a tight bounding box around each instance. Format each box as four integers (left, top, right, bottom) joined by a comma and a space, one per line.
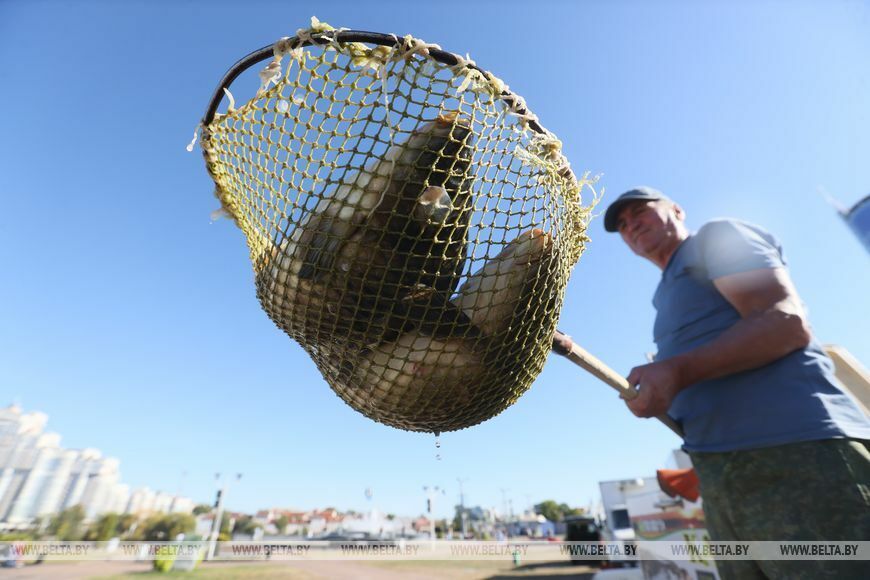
564, 515, 601, 541
563, 516, 602, 567
1, 543, 21, 569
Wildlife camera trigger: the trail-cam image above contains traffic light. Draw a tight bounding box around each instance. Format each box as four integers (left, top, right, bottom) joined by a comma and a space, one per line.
214, 489, 223, 508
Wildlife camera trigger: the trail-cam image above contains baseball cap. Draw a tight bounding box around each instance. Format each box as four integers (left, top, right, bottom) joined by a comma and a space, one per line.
603, 186, 670, 232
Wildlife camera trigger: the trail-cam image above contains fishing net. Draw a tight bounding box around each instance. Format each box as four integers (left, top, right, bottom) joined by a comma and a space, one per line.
196, 19, 596, 432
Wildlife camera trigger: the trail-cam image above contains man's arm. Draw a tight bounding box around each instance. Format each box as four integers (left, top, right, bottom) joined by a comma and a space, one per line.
624, 267, 812, 418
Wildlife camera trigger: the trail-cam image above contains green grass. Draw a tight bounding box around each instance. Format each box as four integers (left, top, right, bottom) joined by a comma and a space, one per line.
90, 559, 595, 580
92, 563, 316, 580
362, 559, 518, 570
360, 559, 596, 578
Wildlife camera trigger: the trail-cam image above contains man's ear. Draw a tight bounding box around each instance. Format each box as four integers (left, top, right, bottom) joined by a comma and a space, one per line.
672, 203, 686, 222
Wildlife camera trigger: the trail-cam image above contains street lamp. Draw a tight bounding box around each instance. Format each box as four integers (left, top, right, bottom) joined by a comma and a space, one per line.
365, 487, 375, 536
499, 488, 511, 538
423, 485, 445, 540
207, 472, 242, 560
457, 477, 469, 538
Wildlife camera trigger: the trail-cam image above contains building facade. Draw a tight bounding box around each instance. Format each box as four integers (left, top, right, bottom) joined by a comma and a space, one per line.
0, 405, 191, 529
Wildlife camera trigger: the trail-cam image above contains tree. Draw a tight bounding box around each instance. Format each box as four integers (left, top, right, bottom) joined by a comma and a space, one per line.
116, 514, 139, 538
232, 515, 261, 536
274, 514, 289, 534
533, 500, 583, 522
434, 519, 449, 539
562, 504, 585, 518
48, 505, 86, 540
192, 504, 213, 516
452, 505, 464, 534
85, 513, 120, 541
32, 515, 50, 539
136, 513, 195, 541
219, 515, 232, 541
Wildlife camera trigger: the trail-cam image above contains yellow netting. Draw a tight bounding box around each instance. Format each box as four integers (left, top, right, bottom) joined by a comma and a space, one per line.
199, 20, 596, 432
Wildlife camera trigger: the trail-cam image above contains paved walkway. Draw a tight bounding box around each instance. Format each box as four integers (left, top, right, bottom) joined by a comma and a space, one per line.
0, 561, 152, 579
0, 559, 597, 579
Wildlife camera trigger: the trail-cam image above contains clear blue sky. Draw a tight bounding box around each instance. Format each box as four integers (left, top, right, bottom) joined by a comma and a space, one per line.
1, 0, 868, 520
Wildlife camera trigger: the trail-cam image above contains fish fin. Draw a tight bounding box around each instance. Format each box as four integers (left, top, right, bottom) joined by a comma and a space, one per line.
297, 214, 347, 280
398, 286, 481, 340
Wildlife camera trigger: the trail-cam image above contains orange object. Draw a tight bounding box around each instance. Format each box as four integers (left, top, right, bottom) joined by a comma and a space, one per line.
657, 468, 700, 502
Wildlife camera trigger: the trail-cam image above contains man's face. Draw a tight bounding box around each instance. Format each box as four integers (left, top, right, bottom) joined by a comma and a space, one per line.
616, 199, 685, 261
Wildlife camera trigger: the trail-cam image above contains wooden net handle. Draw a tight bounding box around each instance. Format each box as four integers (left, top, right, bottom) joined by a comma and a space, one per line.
552, 330, 684, 438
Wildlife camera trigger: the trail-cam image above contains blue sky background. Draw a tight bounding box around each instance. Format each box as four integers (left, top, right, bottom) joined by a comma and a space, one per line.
1, 0, 868, 520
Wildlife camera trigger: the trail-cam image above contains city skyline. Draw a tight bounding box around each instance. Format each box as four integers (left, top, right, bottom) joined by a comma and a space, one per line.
0, 402, 571, 524
0, 404, 194, 528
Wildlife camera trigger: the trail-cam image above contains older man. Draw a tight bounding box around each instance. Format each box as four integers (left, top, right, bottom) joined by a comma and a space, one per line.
605, 186, 870, 579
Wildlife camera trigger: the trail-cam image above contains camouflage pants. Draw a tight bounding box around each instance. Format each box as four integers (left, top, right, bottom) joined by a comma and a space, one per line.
689, 438, 870, 580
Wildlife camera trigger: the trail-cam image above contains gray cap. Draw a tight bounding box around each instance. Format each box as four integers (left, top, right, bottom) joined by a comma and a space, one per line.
603, 186, 670, 232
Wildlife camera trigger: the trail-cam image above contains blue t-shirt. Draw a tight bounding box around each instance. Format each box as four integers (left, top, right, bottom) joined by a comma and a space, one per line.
654, 219, 870, 452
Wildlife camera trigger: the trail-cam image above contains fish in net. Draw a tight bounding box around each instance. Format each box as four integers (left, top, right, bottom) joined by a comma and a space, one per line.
195, 18, 597, 432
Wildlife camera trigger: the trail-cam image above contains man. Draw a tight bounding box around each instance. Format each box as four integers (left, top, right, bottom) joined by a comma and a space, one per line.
604, 186, 870, 579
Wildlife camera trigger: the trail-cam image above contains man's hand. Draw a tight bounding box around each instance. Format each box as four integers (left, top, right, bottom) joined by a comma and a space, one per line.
622, 359, 685, 418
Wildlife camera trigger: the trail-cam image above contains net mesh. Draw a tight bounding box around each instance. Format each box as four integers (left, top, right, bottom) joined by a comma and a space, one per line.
200, 23, 596, 432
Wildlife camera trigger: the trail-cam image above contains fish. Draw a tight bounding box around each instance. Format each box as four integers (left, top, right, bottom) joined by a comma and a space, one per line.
354, 330, 486, 409
349, 229, 555, 419
255, 112, 475, 352
452, 228, 554, 337
299, 112, 474, 298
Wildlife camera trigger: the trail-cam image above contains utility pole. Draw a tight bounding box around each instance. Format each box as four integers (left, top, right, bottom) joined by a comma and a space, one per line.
499, 488, 510, 538
457, 477, 469, 538
207, 472, 242, 560
365, 487, 374, 537
423, 485, 444, 540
